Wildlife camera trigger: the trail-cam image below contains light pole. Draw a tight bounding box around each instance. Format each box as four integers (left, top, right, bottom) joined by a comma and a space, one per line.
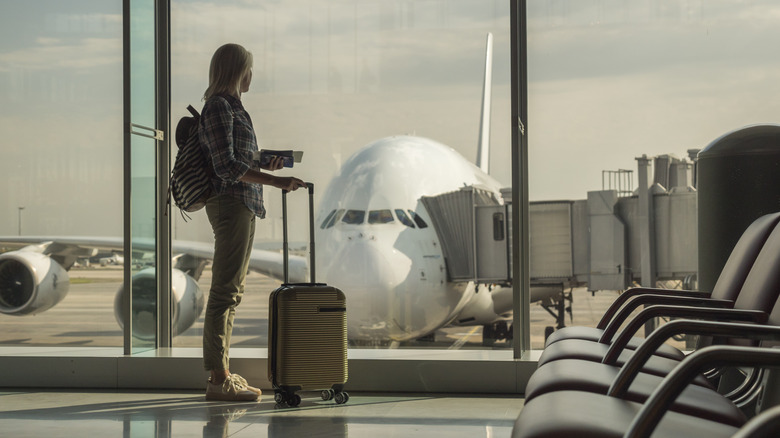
18, 206, 24, 236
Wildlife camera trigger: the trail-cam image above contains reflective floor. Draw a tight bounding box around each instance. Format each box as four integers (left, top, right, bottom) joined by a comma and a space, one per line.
0, 390, 523, 437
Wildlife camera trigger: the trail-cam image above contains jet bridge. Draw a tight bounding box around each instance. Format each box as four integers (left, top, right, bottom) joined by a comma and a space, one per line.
421, 151, 699, 291
420, 187, 590, 290
421, 186, 587, 330
420, 165, 699, 331
420, 186, 511, 284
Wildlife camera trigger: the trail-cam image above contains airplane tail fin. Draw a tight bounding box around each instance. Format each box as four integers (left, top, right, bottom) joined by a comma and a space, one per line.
476, 32, 493, 174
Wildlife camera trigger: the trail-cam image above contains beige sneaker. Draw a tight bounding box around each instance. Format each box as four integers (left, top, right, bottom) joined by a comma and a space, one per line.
205, 375, 259, 401
231, 374, 262, 397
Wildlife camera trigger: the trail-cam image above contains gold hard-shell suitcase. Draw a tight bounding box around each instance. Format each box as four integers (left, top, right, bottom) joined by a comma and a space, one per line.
268, 183, 349, 407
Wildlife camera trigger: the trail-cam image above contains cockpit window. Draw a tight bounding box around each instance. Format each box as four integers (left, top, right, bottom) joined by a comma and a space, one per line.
395, 209, 415, 228
322, 208, 424, 228
341, 210, 365, 225
320, 210, 337, 229
322, 209, 344, 228
408, 210, 428, 228
368, 210, 395, 224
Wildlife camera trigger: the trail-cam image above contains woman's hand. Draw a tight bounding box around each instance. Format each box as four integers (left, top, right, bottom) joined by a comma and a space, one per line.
273, 176, 306, 191
260, 155, 285, 171
239, 169, 304, 190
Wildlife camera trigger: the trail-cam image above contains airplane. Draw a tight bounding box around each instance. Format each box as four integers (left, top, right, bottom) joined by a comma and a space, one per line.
99, 253, 124, 267
0, 33, 562, 346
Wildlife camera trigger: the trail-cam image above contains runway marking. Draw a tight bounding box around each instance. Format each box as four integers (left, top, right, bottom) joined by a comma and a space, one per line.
448, 326, 479, 350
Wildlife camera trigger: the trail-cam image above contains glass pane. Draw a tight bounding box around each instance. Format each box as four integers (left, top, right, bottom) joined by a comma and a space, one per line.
341, 210, 365, 225
368, 210, 394, 225
395, 210, 415, 228
526, 1, 780, 349
0, 1, 124, 348
171, 0, 513, 351
128, 0, 157, 352
320, 210, 337, 229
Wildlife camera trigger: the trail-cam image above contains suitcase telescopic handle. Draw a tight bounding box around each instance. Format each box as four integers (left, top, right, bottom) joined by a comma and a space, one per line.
282, 182, 315, 284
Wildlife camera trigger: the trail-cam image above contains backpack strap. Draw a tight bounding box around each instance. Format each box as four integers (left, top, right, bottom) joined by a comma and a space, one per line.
187, 105, 200, 118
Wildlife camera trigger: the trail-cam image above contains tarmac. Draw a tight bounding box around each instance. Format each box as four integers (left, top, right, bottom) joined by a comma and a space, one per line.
0, 265, 687, 351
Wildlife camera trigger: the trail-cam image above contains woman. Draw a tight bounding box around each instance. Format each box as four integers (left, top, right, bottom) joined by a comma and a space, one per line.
199, 43, 305, 401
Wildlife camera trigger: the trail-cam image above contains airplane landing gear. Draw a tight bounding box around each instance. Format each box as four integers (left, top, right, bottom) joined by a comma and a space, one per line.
540, 287, 573, 331
482, 320, 513, 347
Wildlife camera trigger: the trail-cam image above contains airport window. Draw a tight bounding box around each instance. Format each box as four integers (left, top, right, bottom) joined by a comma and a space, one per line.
4, 0, 780, 396
522, 1, 780, 349
408, 210, 428, 229
167, 0, 514, 355
0, 1, 124, 349
341, 210, 365, 225
395, 209, 416, 228
368, 210, 394, 224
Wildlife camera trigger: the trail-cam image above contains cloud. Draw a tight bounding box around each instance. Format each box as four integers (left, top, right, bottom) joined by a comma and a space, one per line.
528, 0, 780, 83
0, 36, 120, 73
172, 0, 509, 94
35, 37, 62, 46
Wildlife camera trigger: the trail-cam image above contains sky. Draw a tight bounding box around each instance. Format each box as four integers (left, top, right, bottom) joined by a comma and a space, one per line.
1, 0, 779, 243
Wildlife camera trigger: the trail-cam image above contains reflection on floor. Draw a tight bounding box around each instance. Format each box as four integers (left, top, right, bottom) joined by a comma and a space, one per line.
0, 390, 523, 438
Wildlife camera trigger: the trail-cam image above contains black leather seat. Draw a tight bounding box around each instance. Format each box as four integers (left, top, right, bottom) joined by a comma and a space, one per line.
514, 344, 780, 438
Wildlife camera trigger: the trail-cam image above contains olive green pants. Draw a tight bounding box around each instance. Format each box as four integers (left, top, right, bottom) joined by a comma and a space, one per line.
203, 194, 256, 371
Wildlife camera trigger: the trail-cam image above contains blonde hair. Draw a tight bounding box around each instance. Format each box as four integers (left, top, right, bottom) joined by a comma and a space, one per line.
203, 43, 253, 100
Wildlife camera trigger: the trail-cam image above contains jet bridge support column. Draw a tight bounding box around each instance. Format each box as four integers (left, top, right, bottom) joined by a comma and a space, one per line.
636, 155, 657, 335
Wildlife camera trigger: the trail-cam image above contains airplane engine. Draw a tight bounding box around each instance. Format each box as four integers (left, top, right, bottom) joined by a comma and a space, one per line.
0, 250, 70, 316
113, 268, 205, 340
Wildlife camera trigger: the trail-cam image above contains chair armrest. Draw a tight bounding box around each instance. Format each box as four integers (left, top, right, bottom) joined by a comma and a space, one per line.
596, 287, 710, 329
599, 296, 732, 342
609, 320, 780, 397
602, 306, 767, 364
732, 404, 780, 438
624, 344, 780, 438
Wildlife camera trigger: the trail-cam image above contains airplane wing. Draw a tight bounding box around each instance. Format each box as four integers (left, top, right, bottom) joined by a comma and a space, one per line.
0, 236, 128, 252
0, 236, 307, 283
171, 240, 308, 283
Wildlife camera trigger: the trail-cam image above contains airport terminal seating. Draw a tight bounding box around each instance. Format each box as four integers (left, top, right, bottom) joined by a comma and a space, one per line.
523, 212, 780, 415
513, 342, 780, 438
540, 212, 780, 364
733, 404, 780, 438
538, 213, 780, 376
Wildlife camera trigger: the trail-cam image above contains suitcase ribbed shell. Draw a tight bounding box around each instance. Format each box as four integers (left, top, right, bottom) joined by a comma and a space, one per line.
269, 285, 348, 390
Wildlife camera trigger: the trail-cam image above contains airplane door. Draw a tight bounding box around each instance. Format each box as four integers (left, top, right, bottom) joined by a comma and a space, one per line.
417, 237, 445, 286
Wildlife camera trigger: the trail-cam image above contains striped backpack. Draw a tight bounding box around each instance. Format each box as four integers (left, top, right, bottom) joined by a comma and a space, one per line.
169, 105, 212, 219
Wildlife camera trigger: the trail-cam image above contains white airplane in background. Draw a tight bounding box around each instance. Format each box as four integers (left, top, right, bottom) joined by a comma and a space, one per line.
0, 33, 543, 345
313, 133, 514, 344
99, 253, 124, 267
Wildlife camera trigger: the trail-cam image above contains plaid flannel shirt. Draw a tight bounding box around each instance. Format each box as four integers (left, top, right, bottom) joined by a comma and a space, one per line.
199, 94, 266, 218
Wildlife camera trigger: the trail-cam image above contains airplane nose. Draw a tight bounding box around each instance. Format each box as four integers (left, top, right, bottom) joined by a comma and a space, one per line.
320, 237, 398, 339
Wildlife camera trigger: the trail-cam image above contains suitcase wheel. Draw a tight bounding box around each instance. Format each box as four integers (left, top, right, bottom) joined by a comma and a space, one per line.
274, 391, 302, 407
334, 391, 349, 404
321, 389, 335, 401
